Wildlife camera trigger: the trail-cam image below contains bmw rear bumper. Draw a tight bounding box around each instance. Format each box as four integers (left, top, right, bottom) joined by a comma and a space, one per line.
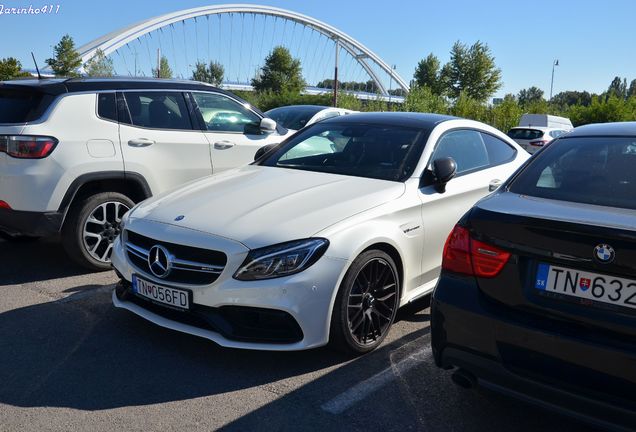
431, 273, 636, 432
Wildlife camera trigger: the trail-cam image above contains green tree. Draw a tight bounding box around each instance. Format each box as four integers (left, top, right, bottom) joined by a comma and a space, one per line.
450, 91, 487, 121
152, 56, 173, 79
0, 57, 31, 80
517, 86, 544, 107
413, 54, 443, 95
628, 79, 636, 99
252, 46, 305, 94
191, 60, 224, 85
84, 49, 114, 77
607, 76, 627, 99
45, 34, 82, 77
489, 94, 522, 132
404, 85, 448, 114
441, 40, 502, 101
336, 92, 363, 111
551, 90, 593, 108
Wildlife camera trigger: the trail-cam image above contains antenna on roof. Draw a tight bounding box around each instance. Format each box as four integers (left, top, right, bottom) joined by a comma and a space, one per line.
31, 52, 42, 79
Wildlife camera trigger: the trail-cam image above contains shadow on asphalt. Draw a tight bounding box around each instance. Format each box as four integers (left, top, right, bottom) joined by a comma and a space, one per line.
0, 239, 93, 285
0, 288, 590, 432
0, 287, 424, 412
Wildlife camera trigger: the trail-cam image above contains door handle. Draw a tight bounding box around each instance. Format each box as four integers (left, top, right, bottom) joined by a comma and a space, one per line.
128, 138, 155, 147
214, 141, 235, 150
488, 179, 502, 192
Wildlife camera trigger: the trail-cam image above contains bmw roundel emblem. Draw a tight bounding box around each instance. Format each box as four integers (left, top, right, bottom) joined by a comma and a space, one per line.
174, 215, 185, 221
148, 245, 172, 278
594, 244, 615, 264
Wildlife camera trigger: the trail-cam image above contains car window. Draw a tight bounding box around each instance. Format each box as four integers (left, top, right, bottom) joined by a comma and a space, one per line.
320, 111, 341, 120
549, 130, 566, 138
509, 137, 636, 210
265, 106, 324, 130
0, 88, 54, 124
97, 93, 117, 122
122, 92, 192, 130
431, 130, 489, 174
260, 123, 428, 182
191, 92, 260, 133
481, 132, 517, 165
507, 128, 543, 140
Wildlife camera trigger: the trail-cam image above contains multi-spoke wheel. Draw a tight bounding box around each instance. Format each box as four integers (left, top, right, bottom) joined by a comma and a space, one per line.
62, 192, 134, 271
330, 250, 400, 354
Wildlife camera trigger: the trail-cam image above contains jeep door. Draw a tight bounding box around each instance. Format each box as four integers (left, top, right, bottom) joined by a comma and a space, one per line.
189, 91, 284, 173
117, 91, 212, 194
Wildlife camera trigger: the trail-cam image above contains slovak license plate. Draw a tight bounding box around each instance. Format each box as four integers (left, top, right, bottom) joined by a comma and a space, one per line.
132, 274, 191, 310
534, 263, 636, 310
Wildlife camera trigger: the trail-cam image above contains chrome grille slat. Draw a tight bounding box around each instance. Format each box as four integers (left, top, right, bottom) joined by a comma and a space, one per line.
126, 243, 149, 260
124, 230, 227, 285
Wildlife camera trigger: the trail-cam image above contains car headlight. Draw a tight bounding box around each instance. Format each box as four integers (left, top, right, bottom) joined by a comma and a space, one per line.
233, 238, 329, 281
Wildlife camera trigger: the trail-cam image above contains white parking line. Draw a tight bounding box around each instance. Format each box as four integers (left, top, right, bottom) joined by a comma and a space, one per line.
321, 347, 431, 414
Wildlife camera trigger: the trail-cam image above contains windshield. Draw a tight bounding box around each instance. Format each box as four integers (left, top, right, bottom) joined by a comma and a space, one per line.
509, 136, 636, 210
259, 122, 428, 182
265, 106, 324, 130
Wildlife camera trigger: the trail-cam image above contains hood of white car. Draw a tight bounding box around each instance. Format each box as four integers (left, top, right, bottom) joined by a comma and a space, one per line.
130, 165, 405, 249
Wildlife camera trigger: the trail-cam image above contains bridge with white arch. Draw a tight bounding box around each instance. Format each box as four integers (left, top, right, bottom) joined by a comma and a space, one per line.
70, 4, 409, 101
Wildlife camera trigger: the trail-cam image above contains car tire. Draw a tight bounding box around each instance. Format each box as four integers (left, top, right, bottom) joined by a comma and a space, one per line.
329, 250, 400, 355
62, 192, 134, 271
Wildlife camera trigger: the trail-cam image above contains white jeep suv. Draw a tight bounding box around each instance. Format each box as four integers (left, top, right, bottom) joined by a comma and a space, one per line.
0, 78, 288, 270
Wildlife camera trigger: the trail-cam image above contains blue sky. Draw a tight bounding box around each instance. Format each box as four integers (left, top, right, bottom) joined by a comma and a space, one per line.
1, 0, 635, 97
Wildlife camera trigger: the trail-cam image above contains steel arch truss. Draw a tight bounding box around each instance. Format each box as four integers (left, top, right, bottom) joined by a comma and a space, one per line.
73, 4, 409, 96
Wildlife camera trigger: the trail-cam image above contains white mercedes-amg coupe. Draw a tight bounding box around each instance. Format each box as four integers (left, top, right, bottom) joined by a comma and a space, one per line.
111, 112, 529, 353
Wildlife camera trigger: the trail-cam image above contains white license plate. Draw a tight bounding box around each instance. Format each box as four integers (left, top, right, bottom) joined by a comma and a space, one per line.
132, 275, 191, 310
534, 263, 636, 310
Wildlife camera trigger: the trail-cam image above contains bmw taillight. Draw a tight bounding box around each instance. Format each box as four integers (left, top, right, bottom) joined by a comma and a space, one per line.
442, 225, 510, 278
0, 135, 58, 159
0, 201, 10, 209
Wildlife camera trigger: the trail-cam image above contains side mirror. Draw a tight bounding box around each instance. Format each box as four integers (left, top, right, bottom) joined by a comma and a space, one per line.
432, 157, 457, 193
254, 143, 278, 161
260, 118, 277, 135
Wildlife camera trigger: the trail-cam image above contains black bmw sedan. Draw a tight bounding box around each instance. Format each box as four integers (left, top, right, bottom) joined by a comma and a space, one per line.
431, 122, 636, 431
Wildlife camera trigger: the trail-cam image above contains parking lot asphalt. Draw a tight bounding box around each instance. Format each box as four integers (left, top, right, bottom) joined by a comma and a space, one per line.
0, 238, 596, 432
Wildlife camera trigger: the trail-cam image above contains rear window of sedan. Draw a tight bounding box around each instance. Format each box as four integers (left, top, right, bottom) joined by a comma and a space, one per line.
509, 136, 636, 210
507, 128, 544, 140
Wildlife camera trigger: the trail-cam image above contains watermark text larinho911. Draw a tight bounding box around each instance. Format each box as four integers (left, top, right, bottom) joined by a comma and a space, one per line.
0, 4, 60, 15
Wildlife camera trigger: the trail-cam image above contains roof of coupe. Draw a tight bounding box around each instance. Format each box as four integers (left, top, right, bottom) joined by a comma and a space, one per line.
321, 112, 457, 128
564, 121, 636, 137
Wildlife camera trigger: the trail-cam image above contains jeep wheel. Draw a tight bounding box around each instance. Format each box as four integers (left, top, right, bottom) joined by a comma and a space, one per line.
62, 192, 133, 271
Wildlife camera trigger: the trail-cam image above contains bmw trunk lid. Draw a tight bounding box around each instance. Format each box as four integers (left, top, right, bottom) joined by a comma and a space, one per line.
469, 191, 636, 339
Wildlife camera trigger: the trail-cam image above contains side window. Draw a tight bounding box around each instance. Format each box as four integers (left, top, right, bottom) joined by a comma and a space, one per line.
191, 92, 261, 133
549, 130, 566, 138
431, 130, 489, 175
320, 111, 341, 120
480, 132, 516, 165
97, 93, 117, 122
122, 92, 192, 130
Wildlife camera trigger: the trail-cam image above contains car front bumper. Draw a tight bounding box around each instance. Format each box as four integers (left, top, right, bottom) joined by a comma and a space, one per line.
111, 223, 350, 351
431, 273, 636, 432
